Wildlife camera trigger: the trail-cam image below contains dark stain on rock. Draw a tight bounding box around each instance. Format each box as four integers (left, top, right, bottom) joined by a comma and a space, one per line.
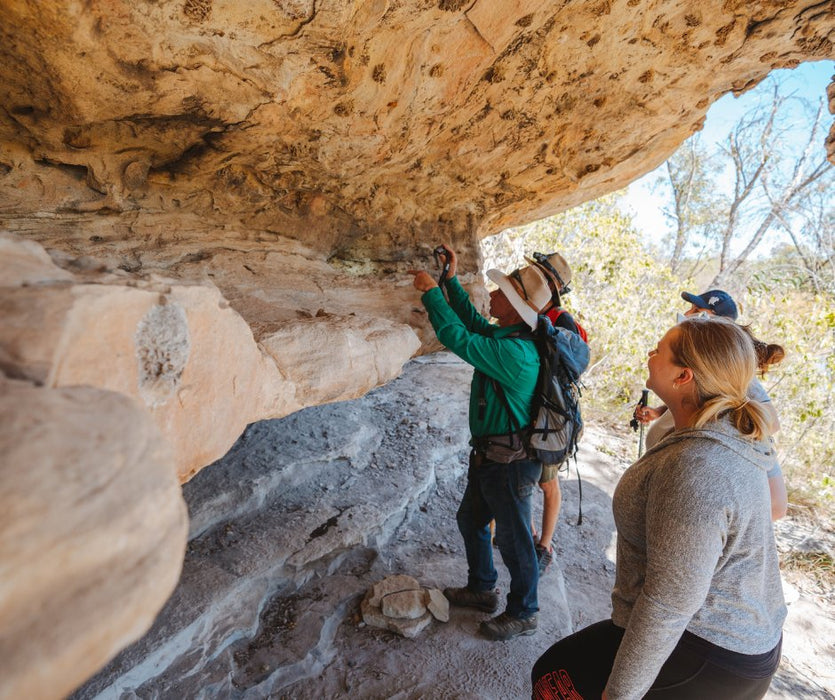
638, 69, 654, 83
372, 64, 386, 83
333, 101, 353, 116
593, 97, 606, 108
684, 14, 700, 27
318, 65, 348, 88
330, 44, 346, 64
714, 20, 735, 46
483, 65, 505, 83
429, 63, 443, 78
183, 0, 212, 22
439, 0, 467, 10
516, 14, 534, 27
745, 18, 771, 39
310, 514, 339, 539
472, 101, 492, 123
591, 1, 611, 16
586, 34, 601, 48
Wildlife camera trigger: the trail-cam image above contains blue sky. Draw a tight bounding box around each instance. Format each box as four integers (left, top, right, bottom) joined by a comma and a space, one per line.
622, 60, 835, 241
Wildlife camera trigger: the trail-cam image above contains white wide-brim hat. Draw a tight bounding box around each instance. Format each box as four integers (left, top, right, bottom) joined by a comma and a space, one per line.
486, 264, 552, 330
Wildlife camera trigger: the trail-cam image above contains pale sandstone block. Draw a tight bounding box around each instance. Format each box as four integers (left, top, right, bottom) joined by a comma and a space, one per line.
367, 574, 421, 607
426, 587, 451, 622
0, 378, 188, 700
381, 589, 427, 620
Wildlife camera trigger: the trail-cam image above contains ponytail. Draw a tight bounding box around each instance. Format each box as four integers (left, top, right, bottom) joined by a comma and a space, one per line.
695, 394, 770, 441
738, 324, 786, 377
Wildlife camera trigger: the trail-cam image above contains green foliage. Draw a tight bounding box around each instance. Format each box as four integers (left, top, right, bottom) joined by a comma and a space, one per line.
742, 289, 835, 510
484, 192, 835, 518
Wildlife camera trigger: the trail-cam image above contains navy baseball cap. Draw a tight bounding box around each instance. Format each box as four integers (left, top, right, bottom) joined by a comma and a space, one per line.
680, 290, 739, 320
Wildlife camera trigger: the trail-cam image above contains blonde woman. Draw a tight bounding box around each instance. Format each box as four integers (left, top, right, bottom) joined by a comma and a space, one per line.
634, 290, 788, 520
533, 317, 785, 699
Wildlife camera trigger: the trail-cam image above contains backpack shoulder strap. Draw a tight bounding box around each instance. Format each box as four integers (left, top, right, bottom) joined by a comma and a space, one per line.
550, 308, 588, 344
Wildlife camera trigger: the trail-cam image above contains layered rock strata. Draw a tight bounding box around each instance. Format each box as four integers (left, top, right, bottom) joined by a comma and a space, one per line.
0, 233, 421, 481
0, 232, 419, 697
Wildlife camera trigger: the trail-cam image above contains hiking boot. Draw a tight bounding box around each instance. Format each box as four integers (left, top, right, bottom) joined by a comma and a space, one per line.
536, 544, 553, 575
443, 586, 499, 613
479, 612, 538, 641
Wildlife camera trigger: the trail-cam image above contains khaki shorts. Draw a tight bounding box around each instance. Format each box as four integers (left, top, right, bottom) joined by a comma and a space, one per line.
539, 463, 559, 484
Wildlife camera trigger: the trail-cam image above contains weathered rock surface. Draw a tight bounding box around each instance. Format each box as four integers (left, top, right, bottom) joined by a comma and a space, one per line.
0, 233, 420, 480
1, 2, 833, 345
70, 354, 574, 699
0, 378, 188, 700
2, 1, 833, 250
66, 354, 835, 700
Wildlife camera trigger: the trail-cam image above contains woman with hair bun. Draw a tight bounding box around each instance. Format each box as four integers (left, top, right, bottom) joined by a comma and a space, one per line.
532, 317, 786, 700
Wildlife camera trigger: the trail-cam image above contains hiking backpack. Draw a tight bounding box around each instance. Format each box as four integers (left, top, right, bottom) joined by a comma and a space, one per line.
550, 307, 588, 345
527, 314, 590, 467
492, 314, 590, 468
492, 314, 590, 523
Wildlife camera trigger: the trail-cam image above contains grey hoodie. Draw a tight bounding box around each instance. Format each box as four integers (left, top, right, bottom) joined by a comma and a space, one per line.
606, 417, 786, 699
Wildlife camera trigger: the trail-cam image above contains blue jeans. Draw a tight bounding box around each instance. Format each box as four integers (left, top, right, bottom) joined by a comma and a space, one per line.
456, 454, 541, 619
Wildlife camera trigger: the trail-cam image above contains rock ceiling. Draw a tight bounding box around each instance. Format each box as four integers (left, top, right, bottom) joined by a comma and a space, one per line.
2, 1, 833, 256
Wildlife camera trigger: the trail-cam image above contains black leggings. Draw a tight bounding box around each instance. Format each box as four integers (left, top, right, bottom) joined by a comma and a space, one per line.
531, 620, 777, 699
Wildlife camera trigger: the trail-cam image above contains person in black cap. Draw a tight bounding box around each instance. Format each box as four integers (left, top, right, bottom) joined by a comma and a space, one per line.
680, 289, 739, 320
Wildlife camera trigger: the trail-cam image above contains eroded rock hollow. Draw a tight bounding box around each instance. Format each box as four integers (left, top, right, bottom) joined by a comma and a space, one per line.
1, 0, 833, 696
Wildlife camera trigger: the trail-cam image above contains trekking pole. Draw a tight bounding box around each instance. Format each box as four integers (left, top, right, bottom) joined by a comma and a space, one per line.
433, 245, 451, 300
629, 389, 649, 459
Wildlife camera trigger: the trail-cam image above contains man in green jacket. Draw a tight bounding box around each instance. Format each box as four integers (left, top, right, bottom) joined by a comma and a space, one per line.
410, 246, 552, 641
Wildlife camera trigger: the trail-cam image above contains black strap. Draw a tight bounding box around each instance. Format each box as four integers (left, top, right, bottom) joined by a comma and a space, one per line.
491, 376, 521, 439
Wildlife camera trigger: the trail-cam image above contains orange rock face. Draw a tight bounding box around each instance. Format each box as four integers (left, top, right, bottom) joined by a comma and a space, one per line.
1, 1, 832, 256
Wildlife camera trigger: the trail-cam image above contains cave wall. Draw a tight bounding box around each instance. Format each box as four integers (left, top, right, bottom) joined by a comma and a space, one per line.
1, 0, 833, 697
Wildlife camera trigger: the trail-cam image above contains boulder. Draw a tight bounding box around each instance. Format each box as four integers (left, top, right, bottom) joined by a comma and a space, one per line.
0, 378, 188, 700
